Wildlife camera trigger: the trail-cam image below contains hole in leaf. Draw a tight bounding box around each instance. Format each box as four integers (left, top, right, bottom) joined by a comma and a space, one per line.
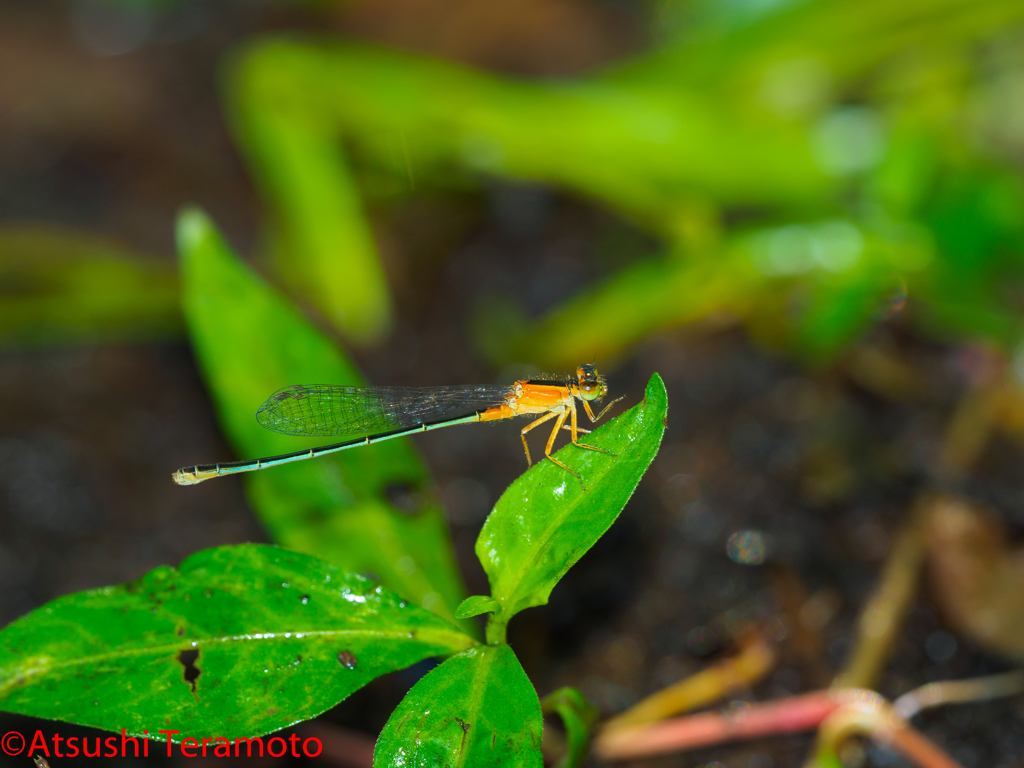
337, 650, 358, 669
178, 648, 200, 693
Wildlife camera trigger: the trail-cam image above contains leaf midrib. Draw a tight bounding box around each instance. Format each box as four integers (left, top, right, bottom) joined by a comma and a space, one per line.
496, 405, 646, 617
0, 627, 476, 697
453, 647, 495, 768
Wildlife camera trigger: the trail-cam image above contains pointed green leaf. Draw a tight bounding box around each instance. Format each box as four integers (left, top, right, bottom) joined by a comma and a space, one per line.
229, 77, 392, 344
795, 267, 891, 363
0, 544, 475, 738
0, 226, 181, 348
477, 374, 666, 636
176, 209, 471, 633
541, 687, 599, 768
229, 41, 830, 232
455, 596, 499, 620
373, 644, 542, 768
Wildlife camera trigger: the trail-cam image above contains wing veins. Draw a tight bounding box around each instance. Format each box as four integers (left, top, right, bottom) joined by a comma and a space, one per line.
256, 384, 513, 438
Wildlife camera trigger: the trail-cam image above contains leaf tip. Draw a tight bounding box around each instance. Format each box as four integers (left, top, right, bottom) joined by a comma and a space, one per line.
642, 373, 668, 413
455, 595, 500, 620
176, 207, 213, 257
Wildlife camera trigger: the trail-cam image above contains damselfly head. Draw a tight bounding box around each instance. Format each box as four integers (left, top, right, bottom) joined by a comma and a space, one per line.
576, 364, 607, 402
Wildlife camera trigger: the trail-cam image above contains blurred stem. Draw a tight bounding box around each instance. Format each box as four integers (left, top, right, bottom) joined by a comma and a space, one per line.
809, 692, 964, 768
843, 343, 925, 403
894, 670, 1024, 719
883, 727, 965, 768
939, 387, 998, 476
594, 689, 841, 760
541, 687, 600, 768
834, 510, 926, 689
939, 371, 1024, 477
602, 629, 774, 732
595, 673, 1014, 764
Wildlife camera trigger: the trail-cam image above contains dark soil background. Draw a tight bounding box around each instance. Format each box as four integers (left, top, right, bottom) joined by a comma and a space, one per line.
1, 1, 1023, 766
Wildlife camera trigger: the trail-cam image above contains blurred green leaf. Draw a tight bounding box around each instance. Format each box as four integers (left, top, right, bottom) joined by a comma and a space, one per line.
898, 166, 1024, 349
477, 374, 666, 641
0, 544, 475, 738
229, 40, 831, 236
795, 269, 895, 363
541, 687, 599, 768
230, 59, 393, 345
0, 227, 180, 347
620, 0, 1024, 106
373, 644, 542, 768
926, 169, 1024, 273
811, 749, 847, 768
219, 0, 1024, 374
490, 183, 1022, 369
176, 208, 472, 632
477, 246, 764, 371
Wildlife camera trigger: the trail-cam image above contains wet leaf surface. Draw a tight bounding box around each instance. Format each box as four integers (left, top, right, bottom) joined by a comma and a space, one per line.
0, 544, 475, 738
476, 374, 667, 627
373, 644, 541, 768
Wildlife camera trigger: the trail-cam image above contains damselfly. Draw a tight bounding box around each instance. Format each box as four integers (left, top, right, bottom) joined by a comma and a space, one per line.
173, 364, 623, 489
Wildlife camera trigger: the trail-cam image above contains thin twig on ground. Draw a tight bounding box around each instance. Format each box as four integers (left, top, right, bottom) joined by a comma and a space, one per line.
835, 508, 926, 689
595, 664, 1024, 766
602, 628, 774, 732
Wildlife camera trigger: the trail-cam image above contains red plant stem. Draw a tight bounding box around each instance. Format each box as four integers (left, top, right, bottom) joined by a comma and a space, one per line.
882, 726, 965, 768
597, 685, 970, 767
813, 694, 966, 768
594, 691, 840, 760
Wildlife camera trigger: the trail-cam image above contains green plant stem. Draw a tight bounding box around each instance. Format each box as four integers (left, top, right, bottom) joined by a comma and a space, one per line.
485, 614, 509, 646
